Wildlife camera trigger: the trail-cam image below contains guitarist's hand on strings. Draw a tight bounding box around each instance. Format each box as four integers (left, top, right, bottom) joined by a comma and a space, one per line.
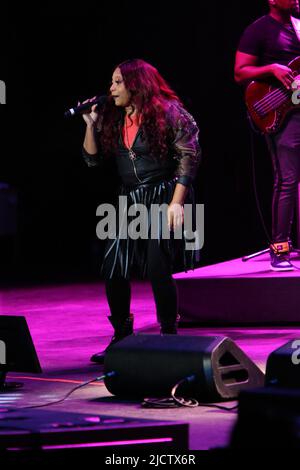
271, 64, 295, 90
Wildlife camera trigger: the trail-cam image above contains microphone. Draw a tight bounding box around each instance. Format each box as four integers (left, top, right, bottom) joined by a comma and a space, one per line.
64, 95, 107, 118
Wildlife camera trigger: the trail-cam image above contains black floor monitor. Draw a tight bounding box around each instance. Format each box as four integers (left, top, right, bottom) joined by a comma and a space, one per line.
0, 315, 42, 391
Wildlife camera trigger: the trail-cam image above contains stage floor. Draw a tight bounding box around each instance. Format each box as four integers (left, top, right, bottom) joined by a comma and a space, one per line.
1, 279, 300, 450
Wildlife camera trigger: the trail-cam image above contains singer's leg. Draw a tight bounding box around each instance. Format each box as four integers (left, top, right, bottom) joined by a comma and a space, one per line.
147, 239, 178, 334
90, 240, 133, 363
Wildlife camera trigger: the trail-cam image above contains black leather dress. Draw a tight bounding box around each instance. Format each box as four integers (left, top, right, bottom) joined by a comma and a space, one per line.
82, 100, 201, 279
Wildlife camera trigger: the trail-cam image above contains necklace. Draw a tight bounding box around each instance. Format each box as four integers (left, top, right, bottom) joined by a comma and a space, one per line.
124, 114, 142, 182
124, 115, 137, 160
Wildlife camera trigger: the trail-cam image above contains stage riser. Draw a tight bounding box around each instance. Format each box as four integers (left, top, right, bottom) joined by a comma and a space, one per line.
177, 278, 300, 324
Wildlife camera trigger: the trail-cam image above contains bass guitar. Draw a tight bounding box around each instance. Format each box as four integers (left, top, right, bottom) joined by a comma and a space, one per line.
245, 56, 300, 134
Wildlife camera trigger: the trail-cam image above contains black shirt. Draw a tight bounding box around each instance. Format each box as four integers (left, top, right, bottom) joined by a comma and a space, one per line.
238, 14, 300, 66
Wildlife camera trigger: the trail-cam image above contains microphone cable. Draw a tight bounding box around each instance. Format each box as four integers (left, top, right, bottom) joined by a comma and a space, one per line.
247, 113, 273, 245
141, 375, 238, 411
5, 371, 116, 411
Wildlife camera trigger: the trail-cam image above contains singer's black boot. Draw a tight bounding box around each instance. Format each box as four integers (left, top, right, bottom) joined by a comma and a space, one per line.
160, 314, 180, 335
90, 314, 134, 364
160, 324, 178, 334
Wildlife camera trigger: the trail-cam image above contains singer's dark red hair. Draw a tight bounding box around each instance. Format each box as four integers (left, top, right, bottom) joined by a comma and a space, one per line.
99, 59, 181, 158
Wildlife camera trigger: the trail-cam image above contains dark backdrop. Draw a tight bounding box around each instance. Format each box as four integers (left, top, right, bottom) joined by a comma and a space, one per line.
1, 1, 279, 283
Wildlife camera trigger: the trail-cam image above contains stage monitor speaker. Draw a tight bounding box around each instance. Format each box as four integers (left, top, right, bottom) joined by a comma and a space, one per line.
265, 339, 300, 388
0, 315, 42, 390
230, 387, 300, 448
104, 334, 265, 402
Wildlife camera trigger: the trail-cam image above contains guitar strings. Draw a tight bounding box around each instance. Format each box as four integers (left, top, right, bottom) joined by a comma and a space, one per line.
253, 89, 290, 115
255, 92, 289, 112
255, 94, 289, 115
254, 88, 289, 110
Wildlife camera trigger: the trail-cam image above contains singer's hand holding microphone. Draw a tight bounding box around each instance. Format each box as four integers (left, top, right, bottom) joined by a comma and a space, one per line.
65, 95, 107, 155
76, 97, 104, 156
79, 96, 99, 128
64, 95, 107, 122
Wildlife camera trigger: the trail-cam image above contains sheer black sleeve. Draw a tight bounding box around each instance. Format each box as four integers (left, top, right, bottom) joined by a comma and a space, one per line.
168, 102, 201, 187
82, 114, 104, 167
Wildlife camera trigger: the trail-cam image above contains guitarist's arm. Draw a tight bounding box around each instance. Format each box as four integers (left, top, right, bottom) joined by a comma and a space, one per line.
234, 51, 294, 89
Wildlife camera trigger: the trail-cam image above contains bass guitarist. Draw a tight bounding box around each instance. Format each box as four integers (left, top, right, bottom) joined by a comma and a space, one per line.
235, 0, 300, 271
